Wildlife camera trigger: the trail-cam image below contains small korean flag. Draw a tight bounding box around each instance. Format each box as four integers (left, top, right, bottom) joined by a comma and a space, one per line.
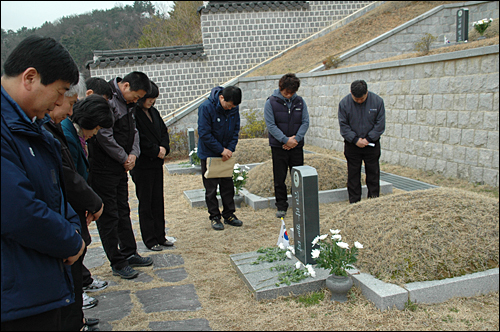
276, 218, 290, 248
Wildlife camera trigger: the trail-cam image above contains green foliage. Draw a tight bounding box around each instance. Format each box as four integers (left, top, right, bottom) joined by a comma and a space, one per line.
239, 109, 267, 139
405, 299, 418, 312
138, 1, 203, 48
294, 291, 325, 307
252, 247, 288, 265
322, 55, 342, 70
271, 264, 310, 286
189, 148, 201, 166
414, 33, 437, 55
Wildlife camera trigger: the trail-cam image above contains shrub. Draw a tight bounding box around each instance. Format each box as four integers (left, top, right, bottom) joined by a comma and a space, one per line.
323, 55, 342, 70
414, 33, 437, 55
239, 109, 267, 139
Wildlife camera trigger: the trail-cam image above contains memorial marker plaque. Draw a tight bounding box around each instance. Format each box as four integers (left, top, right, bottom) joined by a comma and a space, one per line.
292, 166, 320, 265
456, 8, 469, 42
187, 128, 196, 164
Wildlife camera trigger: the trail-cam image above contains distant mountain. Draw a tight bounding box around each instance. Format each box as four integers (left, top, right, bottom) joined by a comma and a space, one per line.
1, 1, 157, 77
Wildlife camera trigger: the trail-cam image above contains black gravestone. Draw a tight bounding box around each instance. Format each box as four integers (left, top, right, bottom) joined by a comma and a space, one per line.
456, 8, 469, 42
188, 128, 196, 164
292, 166, 320, 265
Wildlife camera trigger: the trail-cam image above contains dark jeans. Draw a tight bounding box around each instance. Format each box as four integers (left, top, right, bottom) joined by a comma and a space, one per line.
131, 167, 166, 249
61, 255, 83, 331
271, 146, 304, 211
344, 141, 381, 204
201, 159, 235, 219
91, 171, 137, 270
1, 308, 61, 331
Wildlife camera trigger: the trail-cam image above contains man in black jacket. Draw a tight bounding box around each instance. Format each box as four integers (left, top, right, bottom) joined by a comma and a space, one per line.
338, 80, 386, 204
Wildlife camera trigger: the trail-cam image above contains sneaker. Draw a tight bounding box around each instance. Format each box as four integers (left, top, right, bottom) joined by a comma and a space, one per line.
83, 318, 99, 326
160, 240, 174, 247
276, 210, 287, 218
112, 265, 139, 279
211, 216, 224, 230
224, 214, 243, 227
82, 292, 98, 310
127, 254, 153, 267
81, 324, 100, 331
83, 278, 108, 292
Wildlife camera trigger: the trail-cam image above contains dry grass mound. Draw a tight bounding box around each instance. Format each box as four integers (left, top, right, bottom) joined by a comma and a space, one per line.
329, 187, 499, 286
245, 153, 365, 197
233, 138, 271, 164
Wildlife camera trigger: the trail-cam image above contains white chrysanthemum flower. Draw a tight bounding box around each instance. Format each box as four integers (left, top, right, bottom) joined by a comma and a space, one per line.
311, 249, 321, 259
306, 265, 316, 278
236, 176, 244, 181
295, 261, 302, 269
330, 229, 341, 234
287, 246, 295, 254
354, 241, 363, 249
319, 234, 328, 241
332, 234, 342, 241
278, 243, 285, 250
234, 163, 240, 169
233, 169, 240, 173
286, 251, 292, 259
311, 236, 320, 246
337, 242, 349, 249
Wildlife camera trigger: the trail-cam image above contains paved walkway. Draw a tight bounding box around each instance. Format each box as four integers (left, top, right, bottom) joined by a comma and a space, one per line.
83, 199, 212, 331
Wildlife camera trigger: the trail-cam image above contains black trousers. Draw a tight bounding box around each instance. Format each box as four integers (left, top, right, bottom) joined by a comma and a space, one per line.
61, 255, 84, 331
131, 167, 166, 249
344, 141, 381, 204
1, 308, 61, 331
92, 171, 137, 270
82, 250, 93, 287
201, 159, 235, 219
271, 146, 304, 211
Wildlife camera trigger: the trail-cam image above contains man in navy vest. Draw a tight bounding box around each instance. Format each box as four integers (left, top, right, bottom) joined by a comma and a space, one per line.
264, 73, 310, 218
338, 80, 386, 204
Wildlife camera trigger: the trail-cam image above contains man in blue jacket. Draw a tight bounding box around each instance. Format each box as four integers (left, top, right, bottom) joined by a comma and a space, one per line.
198, 86, 243, 230
1, 35, 85, 330
338, 79, 386, 204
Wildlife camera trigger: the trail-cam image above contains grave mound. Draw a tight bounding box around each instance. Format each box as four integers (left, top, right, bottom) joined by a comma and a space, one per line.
245, 154, 365, 197
329, 187, 499, 286
233, 138, 271, 164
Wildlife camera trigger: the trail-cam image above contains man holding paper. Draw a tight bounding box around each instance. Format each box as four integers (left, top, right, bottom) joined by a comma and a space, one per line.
198, 86, 243, 231
338, 79, 386, 204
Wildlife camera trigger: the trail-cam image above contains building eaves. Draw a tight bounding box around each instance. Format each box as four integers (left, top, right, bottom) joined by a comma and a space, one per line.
197, 1, 310, 15
86, 44, 206, 69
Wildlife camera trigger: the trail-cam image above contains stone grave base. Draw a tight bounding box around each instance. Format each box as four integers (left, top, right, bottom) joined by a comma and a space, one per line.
230, 251, 499, 311
165, 163, 202, 175
184, 180, 392, 209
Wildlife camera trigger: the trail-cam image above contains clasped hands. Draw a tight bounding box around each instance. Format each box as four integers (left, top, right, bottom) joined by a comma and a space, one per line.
282, 136, 298, 150
356, 138, 370, 148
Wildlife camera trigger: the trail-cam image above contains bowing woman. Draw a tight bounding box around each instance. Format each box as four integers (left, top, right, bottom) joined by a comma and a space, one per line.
131, 81, 174, 251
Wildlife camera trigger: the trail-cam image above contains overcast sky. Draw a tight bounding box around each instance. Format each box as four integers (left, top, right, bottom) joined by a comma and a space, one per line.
1, 1, 173, 32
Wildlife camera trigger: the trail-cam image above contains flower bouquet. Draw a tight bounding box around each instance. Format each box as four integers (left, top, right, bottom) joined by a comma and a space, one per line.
233, 163, 249, 195
472, 18, 493, 36
311, 229, 363, 277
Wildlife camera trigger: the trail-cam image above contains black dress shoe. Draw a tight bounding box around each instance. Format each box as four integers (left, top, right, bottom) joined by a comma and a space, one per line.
149, 244, 163, 251
160, 240, 174, 247
84, 318, 99, 326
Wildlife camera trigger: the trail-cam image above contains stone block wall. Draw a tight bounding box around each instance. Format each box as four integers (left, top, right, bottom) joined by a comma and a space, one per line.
88, 1, 372, 117
341, 1, 499, 67
233, 46, 499, 187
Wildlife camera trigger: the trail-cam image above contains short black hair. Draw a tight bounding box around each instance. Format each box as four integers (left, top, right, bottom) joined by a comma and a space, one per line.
278, 73, 300, 93
222, 86, 242, 105
122, 71, 151, 94
71, 94, 113, 130
3, 35, 79, 86
137, 81, 159, 108
85, 77, 112, 99
351, 80, 368, 98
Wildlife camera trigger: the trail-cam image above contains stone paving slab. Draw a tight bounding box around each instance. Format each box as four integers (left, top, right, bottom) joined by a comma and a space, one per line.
84, 290, 133, 331
151, 253, 185, 268
155, 267, 189, 283
149, 318, 212, 331
135, 284, 202, 313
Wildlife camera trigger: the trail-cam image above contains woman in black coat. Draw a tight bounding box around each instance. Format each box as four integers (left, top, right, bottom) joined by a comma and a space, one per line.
131, 81, 173, 251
